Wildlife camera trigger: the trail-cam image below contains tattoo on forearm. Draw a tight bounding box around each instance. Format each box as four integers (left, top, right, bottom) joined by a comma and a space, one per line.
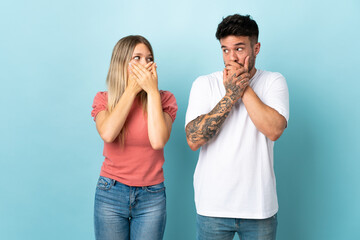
227, 85, 241, 101
186, 96, 234, 144
186, 71, 250, 146
225, 73, 245, 101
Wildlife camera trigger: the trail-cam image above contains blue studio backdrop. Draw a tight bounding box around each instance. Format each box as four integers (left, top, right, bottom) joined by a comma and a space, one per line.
1, 0, 359, 239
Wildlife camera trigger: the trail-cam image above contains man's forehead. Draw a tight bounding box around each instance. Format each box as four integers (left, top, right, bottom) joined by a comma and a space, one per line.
221, 42, 246, 48
220, 35, 251, 47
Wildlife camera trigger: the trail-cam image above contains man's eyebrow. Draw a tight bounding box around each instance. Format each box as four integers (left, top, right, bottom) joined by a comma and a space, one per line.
221, 42, 246, 48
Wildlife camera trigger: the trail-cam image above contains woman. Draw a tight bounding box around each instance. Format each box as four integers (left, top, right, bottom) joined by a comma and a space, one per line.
91, 35, 177, 240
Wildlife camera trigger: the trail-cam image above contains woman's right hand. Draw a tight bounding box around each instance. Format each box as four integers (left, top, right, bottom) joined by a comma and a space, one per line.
129, 61, 158, 95
127, 71, 142, 94
127, 61, 154, 95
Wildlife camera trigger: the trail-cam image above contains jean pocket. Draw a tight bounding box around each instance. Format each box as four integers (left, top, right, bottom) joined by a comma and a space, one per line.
96, 176, 115, 191
144, 182, 165, 193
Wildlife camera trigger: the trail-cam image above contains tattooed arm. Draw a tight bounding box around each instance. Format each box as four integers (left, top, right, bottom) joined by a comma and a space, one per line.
185, 67, 250, 151
227, 58, 288, 141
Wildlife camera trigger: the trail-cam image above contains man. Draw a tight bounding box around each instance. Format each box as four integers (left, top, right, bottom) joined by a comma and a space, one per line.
185, 14, 289, 240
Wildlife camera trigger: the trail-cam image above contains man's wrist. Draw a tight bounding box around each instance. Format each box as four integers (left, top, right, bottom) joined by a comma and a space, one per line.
223, 94, 237, 109
241, 86, 253, 101
225, 91, 240, 104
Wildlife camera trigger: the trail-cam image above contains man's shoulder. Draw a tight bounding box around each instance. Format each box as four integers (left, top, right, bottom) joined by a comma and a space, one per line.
257, 69, 285, 81
194, 71, 223, 85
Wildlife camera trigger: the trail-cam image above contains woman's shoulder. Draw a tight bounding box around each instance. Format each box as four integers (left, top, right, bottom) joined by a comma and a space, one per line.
92, 91, 108, 109
159, 90, 175, 98
91, 91, 108, 120
95, 91, 108, 97
94, 91, 108, 102
159, 90, 176, 103
159, 90, 178, 121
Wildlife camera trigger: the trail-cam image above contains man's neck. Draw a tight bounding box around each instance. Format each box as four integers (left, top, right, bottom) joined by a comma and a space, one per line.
249, 67, 257, 79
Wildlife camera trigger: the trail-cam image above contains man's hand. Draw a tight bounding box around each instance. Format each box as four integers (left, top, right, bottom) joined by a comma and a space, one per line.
223, 56, 251, 102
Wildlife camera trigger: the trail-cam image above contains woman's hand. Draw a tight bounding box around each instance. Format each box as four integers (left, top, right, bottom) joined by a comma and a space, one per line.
127, 61, 153, 94
129, 61, 158, 94
127, 71, 142, 95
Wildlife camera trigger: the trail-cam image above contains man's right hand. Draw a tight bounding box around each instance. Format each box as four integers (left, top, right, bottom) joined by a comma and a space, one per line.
223, 56, 251, 102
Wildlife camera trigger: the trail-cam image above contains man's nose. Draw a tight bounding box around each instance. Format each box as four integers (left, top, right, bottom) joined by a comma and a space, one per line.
229, 51, 238, 61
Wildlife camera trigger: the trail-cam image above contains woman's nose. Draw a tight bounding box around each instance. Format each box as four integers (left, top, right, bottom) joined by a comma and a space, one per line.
139, 58, 147, 66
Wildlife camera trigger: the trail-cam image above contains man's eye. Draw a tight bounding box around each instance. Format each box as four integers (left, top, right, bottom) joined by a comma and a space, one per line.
223, 49, 229, 53
237, 48, 243, 51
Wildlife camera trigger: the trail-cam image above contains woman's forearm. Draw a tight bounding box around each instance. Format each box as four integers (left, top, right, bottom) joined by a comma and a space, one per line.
96, 88, 138, 143
147, 91, 171, 150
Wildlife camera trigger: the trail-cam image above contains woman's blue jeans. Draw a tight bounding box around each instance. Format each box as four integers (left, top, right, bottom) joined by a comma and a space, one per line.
94, 176, 166, 240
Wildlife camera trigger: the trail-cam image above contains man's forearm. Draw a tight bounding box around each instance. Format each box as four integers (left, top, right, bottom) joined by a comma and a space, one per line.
186, 66, 250, 151
242, 87, 287, 141
185, 95, 235, 151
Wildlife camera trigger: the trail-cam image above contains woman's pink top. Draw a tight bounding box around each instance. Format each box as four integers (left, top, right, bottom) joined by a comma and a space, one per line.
91, 91, 178, 187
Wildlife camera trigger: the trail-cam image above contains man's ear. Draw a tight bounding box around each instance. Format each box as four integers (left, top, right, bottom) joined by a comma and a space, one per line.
254, 42, 261, 56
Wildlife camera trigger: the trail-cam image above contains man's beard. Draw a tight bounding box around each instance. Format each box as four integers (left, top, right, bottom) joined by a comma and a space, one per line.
247, 53, 256, 72
224, 53, 256, 72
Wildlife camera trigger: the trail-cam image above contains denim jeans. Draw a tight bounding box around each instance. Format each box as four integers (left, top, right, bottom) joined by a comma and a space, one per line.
94, 176, 166, 240
197, 213, 277, 240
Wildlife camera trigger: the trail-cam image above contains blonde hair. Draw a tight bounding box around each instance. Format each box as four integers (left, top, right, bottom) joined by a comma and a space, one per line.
106, 35, 154, 144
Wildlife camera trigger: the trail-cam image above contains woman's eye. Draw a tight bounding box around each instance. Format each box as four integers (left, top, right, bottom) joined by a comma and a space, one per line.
147, 58, 153, 62
133, 56, 140, 60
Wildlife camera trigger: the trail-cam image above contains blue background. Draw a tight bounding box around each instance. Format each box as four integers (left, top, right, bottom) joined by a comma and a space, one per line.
1, 0, 359, 239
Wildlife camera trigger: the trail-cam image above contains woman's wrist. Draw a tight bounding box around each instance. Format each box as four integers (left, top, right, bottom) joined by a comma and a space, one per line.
146, 88, 160, 97
147, 90, 161, 105
125, 86, 140, 98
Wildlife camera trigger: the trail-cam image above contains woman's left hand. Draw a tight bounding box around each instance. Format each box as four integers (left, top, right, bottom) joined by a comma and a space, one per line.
129, 62, 158, 94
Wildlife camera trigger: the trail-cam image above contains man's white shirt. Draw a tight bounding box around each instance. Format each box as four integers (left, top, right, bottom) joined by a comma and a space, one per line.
185, 70, 289, 219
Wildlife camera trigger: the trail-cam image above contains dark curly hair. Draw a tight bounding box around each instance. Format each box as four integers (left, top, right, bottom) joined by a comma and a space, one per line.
216, 14, 259, 44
